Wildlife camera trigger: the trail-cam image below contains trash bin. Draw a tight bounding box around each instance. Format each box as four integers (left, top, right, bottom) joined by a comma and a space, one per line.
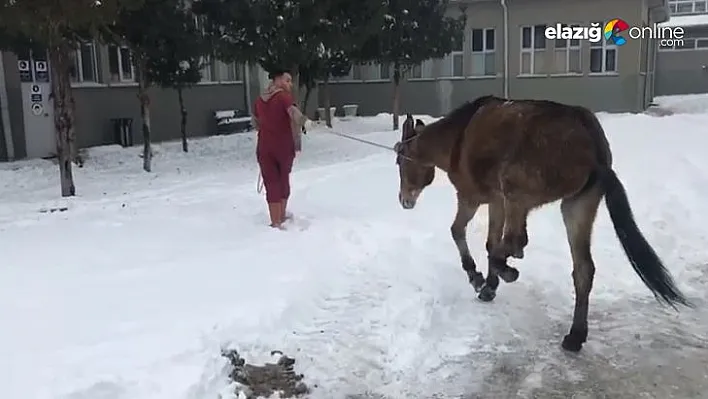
111, 118, 133, 147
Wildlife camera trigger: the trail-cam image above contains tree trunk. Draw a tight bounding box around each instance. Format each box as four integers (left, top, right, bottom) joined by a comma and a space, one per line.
303, 84, 312, 114
48, 43, 76, 197
324, 75, 332, 128
177, 86, 188, 152
137, 58, 152, 172
69, 95, 83, 167
291, 65, 300, 106
392, 64, 401, 131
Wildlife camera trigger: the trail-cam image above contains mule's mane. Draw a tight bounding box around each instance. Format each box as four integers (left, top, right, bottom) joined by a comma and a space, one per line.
426, 95, 503, 133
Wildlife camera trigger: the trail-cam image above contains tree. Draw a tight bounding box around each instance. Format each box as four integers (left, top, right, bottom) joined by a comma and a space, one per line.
195, 0, 335, 106
358, 0, 466, 129
297, 61, 321, 117
110, 0, 195, 171
144, 7, 207, 153
0, 0, 142, 196
297, 53, 351, 128
305, 52, 351, 127
316, 0, 383, 127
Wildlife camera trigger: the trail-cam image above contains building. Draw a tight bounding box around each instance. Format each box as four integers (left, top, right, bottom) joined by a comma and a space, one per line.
655, 0, 708, 95
0, 44, 263, 161
322, 0, 695, 118
1, 0, 706, 162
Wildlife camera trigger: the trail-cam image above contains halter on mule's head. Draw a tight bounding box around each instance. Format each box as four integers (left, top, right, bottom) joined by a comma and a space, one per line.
394, 114, 435, 209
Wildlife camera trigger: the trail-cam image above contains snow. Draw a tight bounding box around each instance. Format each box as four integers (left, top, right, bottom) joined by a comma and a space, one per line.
1, 106, 708, 399
214, 110, 237, 118
660, 14, 708, 27
653, 93, 708, 114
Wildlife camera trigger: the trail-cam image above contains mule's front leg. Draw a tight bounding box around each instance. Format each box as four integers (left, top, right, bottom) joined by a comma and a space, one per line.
451, 197, 485, 292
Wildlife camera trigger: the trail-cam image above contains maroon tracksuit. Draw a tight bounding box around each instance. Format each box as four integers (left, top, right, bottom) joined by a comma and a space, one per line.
254, 88, 296, 203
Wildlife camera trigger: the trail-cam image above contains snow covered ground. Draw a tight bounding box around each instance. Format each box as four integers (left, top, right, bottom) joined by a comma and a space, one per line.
653, 93, 708, 115
1, 101, 708, 399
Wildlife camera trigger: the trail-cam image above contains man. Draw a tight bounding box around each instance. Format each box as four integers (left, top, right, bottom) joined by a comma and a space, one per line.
252, 69, 308, 229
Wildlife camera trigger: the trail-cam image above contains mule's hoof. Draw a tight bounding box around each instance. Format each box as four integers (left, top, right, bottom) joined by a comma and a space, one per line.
477, 284, 496, 302
510, 247, 524, 259
469, 272, 486, 292
499, 267, 519, 283
561, 334, 585, 352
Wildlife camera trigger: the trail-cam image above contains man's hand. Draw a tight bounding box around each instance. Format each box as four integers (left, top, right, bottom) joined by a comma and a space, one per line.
303, 118, 315, 133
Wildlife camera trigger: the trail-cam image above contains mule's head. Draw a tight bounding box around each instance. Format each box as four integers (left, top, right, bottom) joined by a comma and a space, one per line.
394, 114, 435, 209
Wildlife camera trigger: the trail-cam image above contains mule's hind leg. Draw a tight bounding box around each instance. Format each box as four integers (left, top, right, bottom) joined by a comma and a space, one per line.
451, 196, 485, 292
488, 200, 527, 283
478, 199, 505, 301
501, 205, 530, 260
560, 183, 603, 352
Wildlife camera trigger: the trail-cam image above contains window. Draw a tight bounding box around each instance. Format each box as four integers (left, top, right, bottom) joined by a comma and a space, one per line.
198, 56, 213, 82
520, 24, 547, 75
352, 64, 362, 80
589, 21, 617, 73
192, 16, 213, 82
450, 37, 464, 76
442, 32, 464, 77
553, 24, 581, 74
69, 42, 99, 83
410, 60, 433, 79
470, 28, 495, 76
379, 63, 391, 80
108, 45, 135, 82
669, 0, 708, 14
214, 61, 241, 82
661, 37, 708, 50
332, 65, 362, 80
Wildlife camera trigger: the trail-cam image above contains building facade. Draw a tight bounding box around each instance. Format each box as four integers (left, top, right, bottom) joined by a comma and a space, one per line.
322, 0, 671, 118
655, 0, 708, 95
0, 43, 258, 161
1, 0, 706, 162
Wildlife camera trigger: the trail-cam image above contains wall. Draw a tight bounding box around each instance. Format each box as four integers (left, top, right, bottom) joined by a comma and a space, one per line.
1, 52, 27, 159
655, 26, 708, 95
322, 78, 502, 118
324, 0, 648, 116
72, 83, 246, 148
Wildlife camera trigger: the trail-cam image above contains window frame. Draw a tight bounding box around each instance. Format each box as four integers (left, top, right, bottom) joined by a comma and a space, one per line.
552, 23, 582, 75
470, 27, 496, 76
589, 21, 618, 74
520, 24, 548, 76
70, 41, 100, 84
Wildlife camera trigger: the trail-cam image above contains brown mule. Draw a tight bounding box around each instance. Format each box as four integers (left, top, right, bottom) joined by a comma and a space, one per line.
394, 95, 692, 352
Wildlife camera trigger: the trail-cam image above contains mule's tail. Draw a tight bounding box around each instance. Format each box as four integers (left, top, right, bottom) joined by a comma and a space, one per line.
599, 168, 692, 308
576, 107, 692, 309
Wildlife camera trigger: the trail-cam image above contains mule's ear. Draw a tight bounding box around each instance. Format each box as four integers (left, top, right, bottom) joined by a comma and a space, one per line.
401, 115, 414, 139
415, 119, 425, 127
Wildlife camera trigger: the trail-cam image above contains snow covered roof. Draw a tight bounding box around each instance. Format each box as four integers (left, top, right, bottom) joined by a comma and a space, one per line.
659, 14, 708, 27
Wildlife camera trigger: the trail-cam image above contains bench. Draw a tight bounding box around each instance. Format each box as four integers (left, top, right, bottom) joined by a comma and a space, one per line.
214, 109, 252, 135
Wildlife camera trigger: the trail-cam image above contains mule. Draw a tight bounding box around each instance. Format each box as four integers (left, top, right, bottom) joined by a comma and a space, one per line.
394, 95, 691, 352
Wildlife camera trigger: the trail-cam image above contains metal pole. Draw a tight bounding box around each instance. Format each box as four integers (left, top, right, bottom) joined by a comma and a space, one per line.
244, 63, 252, 115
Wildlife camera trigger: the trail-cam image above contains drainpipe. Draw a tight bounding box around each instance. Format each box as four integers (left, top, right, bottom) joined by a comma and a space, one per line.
500, 0, 510, 98
648, 5, 661, 106
243, 63, 252, 115
0, 52, 15, 161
